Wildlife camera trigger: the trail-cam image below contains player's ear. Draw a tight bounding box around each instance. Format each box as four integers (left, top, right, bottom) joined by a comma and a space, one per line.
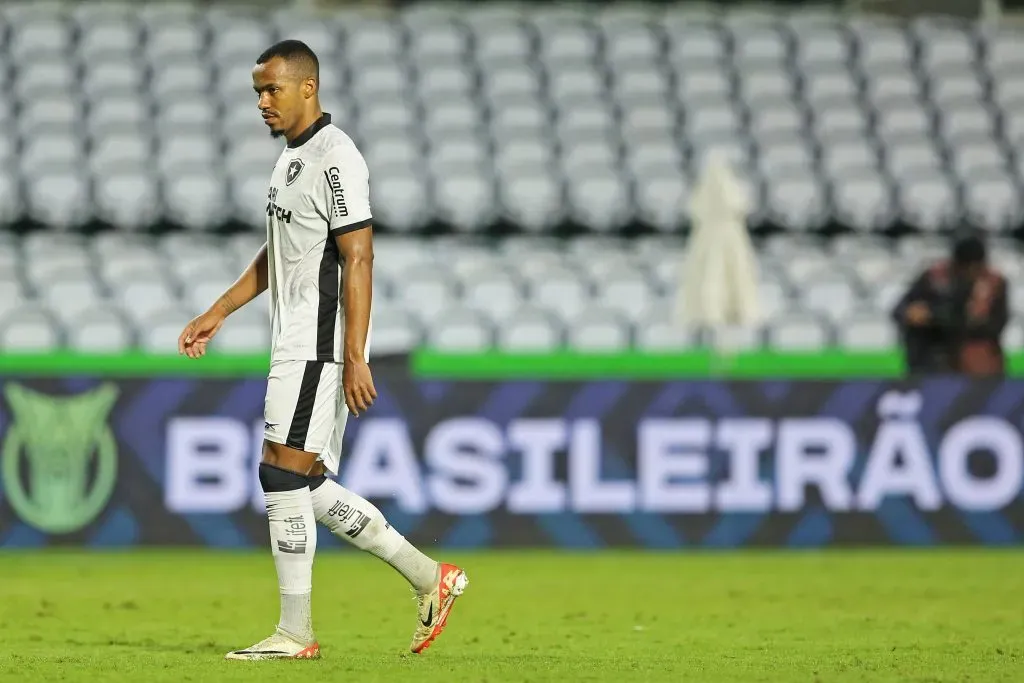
304, 77, 317, 99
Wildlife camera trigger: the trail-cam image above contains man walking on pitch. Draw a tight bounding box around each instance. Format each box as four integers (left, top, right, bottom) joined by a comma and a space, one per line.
177, 40, 468, 659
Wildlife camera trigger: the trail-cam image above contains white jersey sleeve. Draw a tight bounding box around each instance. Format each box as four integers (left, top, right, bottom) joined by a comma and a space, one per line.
319, 142, 373, 237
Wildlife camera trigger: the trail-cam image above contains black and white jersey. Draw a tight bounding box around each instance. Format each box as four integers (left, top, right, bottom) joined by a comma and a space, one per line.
264, 113, 372, 363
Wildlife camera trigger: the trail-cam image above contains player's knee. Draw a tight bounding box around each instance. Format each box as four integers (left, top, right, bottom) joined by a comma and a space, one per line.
258, 462, 310, 492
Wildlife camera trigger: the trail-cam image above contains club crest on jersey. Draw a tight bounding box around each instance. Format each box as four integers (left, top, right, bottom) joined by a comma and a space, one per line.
286, 159, 304, 186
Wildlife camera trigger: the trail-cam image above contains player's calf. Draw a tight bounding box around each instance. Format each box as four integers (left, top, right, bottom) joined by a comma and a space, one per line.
308, 473, 437, 592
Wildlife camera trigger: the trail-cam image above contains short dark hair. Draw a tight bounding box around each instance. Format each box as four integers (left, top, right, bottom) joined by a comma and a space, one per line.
256, 40, 319, 81
952, 234, 987, 266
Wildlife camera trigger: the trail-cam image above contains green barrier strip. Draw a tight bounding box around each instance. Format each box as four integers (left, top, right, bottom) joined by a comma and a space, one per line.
411, 349, 907, 378
413, 351, 1024, 378
0, 352, 272, 377
3, 350, 1022, 379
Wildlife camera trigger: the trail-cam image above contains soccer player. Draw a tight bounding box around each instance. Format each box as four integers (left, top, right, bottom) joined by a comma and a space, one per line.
177, 40, 468, 659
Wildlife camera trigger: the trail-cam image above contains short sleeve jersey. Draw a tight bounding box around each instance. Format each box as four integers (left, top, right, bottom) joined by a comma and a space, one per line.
264, 113, 372, 363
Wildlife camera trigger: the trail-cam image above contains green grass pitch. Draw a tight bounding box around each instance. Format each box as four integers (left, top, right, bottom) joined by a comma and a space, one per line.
0, 549, 1021, 682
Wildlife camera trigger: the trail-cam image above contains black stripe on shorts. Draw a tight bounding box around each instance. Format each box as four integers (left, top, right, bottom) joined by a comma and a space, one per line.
285, 361, 323, 451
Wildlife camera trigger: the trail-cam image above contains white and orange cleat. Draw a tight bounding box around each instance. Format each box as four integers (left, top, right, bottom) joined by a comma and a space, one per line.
410, 562, 469, 654
224, 631, 320, 661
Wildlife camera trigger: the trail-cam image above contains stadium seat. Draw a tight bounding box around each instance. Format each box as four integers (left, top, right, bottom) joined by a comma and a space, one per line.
429, 308, 495, 351
801, 275, 860, 323
765, 172, 829, 232
831, 171, 895, 231
118, 280, 181, 320
370, 170, 432, 233
796, 27, 850, 65
849, 254, 899, 289
594, 274, 658, 322
94, 170, 161, 231
840, 313, 898, 350
392, 267, 459, 324
811, 99, 870, 139
77, 22, 140, 61
26, 171, 92, 231
768, 313, 831, 350
209, 20, 273, 62
667, 26, 724, 65
566, 307, 633, 351
163, 170, 230, 231
963, 171, 1021, 232
530, 269, 592, 321
9, 20, 71, 61
21, 133, 84, 178
0, 305, 61, 351
460, 269, 526, 322
41, 277, 104, 320
66, 307, 134, 352
708, 324, 765, 352
0, 277, 25, 321
23, 95, 81, 130
634, 303, 696, 351
97, 247, 167, 289
496, 307, 563, 351
144, 22, 206, 61
433, 172, 498, 233
83, 61, 144, 99
157, 135, 220, 175
567, 171, 633, 233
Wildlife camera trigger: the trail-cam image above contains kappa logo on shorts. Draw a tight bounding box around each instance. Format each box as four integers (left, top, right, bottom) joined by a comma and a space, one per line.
286, 159, 304, 186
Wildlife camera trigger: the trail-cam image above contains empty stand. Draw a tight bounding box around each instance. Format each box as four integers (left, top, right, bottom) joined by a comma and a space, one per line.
0, 230, 1018, 353
0, 4, 1016, 236
0, 4, 1022, 355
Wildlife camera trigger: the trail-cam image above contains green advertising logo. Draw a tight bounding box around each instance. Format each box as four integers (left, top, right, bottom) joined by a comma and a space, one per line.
1, 383, 119, 534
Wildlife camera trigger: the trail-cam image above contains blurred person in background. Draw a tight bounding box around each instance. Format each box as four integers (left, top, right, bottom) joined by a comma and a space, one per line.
892, 234, 1009, 376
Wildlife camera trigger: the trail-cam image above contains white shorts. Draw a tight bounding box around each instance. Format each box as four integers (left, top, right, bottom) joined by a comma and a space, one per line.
263, 359, 349, 475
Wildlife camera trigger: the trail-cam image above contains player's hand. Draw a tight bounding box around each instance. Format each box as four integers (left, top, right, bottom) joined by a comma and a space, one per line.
905, 302, 931, 326
343, 359, 377, 417
178, 309, 227, 359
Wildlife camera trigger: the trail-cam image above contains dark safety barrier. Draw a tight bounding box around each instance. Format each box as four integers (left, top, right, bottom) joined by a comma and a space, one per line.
0, 372, 1022, 548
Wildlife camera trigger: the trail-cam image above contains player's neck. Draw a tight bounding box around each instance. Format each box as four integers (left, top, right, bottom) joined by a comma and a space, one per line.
285, 109, 325, 145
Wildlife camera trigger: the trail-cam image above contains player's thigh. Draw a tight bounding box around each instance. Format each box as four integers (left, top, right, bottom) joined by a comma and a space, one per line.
263, 359, 337, 474
262, 440, 319, 475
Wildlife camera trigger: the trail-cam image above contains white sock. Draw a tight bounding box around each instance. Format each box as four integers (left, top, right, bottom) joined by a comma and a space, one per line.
310, 476, 439, 593
265, 488, 317, 643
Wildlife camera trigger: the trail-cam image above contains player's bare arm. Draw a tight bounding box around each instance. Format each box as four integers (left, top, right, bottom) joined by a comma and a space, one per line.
337, 227, 377, 416
177, 243, 269, 358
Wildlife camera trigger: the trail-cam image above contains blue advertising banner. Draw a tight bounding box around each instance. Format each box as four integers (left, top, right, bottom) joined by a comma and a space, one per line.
0, 374, 1022, 548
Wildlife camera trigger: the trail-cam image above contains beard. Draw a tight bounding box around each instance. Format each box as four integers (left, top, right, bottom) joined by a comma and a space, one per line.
269, 128, 285, 139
